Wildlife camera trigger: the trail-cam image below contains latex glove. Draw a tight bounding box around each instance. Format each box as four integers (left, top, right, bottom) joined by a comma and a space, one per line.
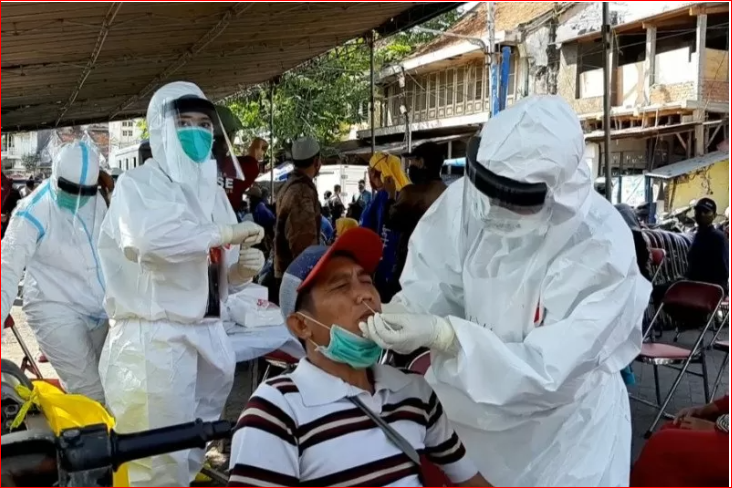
360, 313, 456, 355
219, 222, 264, 247
229, 248, 265, 285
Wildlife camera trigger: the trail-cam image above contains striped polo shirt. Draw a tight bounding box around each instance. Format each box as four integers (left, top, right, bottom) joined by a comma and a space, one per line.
229, 360, 477, 487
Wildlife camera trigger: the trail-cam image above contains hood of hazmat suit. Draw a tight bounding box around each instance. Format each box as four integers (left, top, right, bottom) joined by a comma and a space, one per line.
97, 82, 240, 486
394, 96, 652, 486
1, 141, 108, 402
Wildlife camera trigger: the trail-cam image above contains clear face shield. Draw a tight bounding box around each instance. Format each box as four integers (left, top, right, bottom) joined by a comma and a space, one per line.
162, 96, 246, 318
158, 96, 245, 198
462, 136, 552, 240
50, 141, 107, 297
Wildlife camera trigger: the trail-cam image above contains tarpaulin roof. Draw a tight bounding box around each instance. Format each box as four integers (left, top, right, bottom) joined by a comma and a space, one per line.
1, 2, 457, 131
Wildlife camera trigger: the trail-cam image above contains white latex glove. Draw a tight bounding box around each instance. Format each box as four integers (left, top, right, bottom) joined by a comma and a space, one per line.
229, 248, 265, 285
219, 222, 264, 247
360, 313, 457, 355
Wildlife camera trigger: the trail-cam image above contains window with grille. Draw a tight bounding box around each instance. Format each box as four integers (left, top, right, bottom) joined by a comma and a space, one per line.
456, 69, 465, 104
446, 69, 455, 106
428, 73, 438, 110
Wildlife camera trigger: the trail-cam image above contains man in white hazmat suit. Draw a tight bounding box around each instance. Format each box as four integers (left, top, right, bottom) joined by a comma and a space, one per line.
362, 96, 652, 486
98, 81, 265, 487
1, 142, 109, 404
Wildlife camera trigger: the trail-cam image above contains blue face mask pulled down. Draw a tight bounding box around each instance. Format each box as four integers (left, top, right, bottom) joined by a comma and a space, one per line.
299, 313, 383, 369
177, 127, 214, 164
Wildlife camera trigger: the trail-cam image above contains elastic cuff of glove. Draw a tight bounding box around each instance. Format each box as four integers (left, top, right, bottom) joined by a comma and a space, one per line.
218, 225, 234, 247
433, 321, 458, 356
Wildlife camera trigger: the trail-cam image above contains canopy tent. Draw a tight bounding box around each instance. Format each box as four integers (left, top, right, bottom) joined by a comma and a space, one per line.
1, 2, 456, 132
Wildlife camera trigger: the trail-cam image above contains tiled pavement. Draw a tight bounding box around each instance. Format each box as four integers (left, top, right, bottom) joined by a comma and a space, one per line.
628, 325, 729, 461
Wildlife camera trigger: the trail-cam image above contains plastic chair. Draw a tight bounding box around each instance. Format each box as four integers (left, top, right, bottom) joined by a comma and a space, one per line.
260, 350, 299, 383
632, 281, 725, 437
408, 351, 431, 376
3, 316, 44, 380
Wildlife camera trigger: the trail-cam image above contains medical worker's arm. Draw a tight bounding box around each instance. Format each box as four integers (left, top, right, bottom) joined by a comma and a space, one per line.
1, 215, 39, 323
108, 177, 250, 266
435, 235, 651, 410
391, 183, 465, 317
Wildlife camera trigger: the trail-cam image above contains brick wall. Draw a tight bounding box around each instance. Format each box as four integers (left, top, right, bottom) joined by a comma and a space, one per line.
649, 82, 696, 105
701, 80, 729, 104
557, 43, 604, 115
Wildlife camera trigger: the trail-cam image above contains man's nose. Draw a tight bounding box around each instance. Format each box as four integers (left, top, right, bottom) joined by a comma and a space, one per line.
354, 286, 377, 305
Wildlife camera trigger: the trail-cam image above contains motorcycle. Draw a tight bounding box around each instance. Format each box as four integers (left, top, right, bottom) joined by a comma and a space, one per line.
1, 359, 232, 487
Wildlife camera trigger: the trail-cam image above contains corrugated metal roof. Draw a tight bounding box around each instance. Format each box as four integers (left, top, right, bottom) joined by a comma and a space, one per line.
645, 150, 729, 180
1, 2, 456, 132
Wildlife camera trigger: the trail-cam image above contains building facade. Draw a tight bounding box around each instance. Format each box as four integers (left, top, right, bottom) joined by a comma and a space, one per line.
357, 1, 729, 210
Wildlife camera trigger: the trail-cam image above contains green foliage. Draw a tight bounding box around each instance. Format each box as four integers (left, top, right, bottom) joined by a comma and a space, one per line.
21, 153, 41, 174
228, 8, 461, 153
137, 119, 149, 140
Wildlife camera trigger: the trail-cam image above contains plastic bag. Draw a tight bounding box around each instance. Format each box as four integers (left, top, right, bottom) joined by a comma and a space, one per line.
13, 381, 130, 487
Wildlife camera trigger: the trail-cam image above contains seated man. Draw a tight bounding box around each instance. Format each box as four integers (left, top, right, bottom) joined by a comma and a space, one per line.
631, 396, 728, 486
229, 227, 488, 487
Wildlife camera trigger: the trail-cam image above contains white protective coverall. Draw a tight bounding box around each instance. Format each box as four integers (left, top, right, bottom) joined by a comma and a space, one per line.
368, 96, 652, 486
1, 142, 109, 403
98, 82, 264, 487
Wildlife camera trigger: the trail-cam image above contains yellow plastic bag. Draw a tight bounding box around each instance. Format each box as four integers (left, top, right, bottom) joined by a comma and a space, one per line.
13, 381, 130, 487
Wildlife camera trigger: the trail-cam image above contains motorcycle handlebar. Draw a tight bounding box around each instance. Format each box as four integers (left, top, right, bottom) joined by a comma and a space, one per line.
59, 419, 232, 472
2, 419, 232, 486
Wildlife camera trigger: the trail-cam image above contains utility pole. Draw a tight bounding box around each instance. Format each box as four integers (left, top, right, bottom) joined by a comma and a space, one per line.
368, 31, 376, 155
487, 1, 496, 118
602, 2, 613, 202
399, 69, 412, 153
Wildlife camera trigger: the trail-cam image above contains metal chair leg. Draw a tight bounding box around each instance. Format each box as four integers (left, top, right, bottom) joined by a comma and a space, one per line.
700, 350, 711, 403
646, 358, 695, 437
10, 326, 43, 379
653, 365, 662, 405
710, 352, 729, 399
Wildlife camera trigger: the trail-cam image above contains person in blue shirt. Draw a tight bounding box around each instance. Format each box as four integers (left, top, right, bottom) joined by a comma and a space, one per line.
320, 214, 334, 244
247, 186, 275, 257
247, 186, 275, 229
687, 198, 729, 292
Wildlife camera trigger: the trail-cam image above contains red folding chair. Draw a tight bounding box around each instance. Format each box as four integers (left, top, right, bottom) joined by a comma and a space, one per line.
632, 281, 725, 437
260, 350, 299, 383
408, 351, 431, 376
3, 316, 44, 380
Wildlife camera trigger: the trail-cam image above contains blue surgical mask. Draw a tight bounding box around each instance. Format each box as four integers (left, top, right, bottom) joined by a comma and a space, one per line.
298, 313, 383, 369
177, 127, 213, 164
54, 190, 90, 212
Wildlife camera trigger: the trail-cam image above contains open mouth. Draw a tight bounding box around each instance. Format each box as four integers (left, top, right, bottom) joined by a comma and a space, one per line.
359, 310, 375, 322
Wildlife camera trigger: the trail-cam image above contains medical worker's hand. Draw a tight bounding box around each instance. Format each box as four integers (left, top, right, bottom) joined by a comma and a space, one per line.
229, 248, 265, 285
219, 222, 264, 247
360, 313, 456, 355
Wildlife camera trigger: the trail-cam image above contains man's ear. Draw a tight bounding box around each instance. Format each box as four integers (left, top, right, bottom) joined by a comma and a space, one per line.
287, 314, 311, 342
